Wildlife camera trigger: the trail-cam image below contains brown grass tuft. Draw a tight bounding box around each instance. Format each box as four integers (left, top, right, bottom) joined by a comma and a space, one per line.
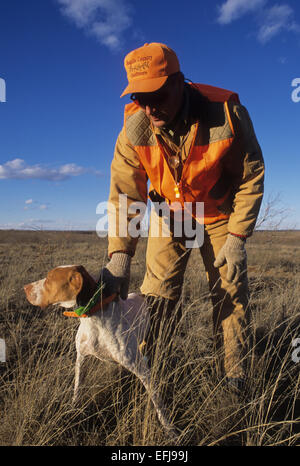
0, 230, 299, 445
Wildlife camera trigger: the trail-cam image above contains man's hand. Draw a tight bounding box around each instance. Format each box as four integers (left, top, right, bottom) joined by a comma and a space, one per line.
213, 234, 247, 283
100, 253, 131, 300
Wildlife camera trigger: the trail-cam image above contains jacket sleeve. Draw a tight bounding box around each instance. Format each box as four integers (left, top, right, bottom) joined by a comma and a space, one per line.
225, 102, 265, 237
108, 126, 148, 257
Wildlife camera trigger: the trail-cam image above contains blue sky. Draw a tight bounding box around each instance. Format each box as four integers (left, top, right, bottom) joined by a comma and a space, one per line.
0, 0, 299, 231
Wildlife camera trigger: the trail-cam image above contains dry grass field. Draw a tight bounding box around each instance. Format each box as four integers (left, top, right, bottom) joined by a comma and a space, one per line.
0, 229, 299, 446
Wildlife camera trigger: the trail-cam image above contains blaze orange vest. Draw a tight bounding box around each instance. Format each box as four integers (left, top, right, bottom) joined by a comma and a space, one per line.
124, 83, 240, 224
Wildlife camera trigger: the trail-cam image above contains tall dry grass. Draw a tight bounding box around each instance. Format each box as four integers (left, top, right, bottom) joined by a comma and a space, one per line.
0, 229, 299, 446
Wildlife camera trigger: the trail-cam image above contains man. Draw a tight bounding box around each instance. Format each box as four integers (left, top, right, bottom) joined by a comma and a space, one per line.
101, 43, 264, 389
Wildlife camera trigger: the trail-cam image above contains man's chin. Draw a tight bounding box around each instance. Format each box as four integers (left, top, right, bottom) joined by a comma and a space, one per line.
150, 117, 167, 128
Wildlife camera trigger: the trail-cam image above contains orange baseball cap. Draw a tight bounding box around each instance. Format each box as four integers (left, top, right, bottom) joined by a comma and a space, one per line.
120, 42, 180, 98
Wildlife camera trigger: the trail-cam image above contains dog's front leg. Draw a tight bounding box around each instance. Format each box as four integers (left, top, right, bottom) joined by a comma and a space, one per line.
72, 351, 85, 405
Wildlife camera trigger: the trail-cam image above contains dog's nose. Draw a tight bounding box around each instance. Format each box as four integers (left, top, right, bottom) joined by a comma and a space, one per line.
24, 283, 36, 304
24, 283, 32, 296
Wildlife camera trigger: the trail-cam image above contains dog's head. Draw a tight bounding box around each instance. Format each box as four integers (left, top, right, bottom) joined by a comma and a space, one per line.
24, 265, 97, 309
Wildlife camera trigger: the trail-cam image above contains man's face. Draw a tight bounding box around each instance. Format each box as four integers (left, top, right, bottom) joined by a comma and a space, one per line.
131, 74, 184, 128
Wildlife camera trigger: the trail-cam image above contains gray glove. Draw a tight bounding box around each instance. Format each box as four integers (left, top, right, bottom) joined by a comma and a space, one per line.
213, 234, 247, 283
100, 252, 131, 300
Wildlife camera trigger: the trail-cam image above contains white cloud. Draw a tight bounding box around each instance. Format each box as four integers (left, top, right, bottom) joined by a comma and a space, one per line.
56, 0, 133, 50
216, 0, 266, 24
24, 199, 50, 211
217, 0, 299, 43
0, 219, 95, 231
278, 56, 287, 64
0, 159, 101, 181
257, 4, 300, 43
18, 219, 55, 226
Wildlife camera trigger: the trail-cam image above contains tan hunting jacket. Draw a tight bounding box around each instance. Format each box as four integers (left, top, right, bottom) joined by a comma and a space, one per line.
108, 84, 265, 256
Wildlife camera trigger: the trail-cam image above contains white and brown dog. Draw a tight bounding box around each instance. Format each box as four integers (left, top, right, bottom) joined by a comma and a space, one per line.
24, 265, 178, 437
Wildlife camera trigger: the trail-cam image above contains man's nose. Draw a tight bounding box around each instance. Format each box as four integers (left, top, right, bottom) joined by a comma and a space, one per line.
145, 105, 156, 116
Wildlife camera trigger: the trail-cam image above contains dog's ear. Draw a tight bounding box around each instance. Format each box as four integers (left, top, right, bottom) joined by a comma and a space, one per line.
69, 271, 84, 295
72, 266, 97, 306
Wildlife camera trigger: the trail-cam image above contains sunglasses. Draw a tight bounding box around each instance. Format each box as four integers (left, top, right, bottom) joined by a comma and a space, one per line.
130, 88, 170, 108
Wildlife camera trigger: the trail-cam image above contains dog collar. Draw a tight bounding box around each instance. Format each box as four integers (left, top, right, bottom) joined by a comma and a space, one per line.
63, 287, 117, 318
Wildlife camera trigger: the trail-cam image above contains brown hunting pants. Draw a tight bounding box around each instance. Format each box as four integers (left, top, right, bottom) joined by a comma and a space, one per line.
140, 210, 250, 379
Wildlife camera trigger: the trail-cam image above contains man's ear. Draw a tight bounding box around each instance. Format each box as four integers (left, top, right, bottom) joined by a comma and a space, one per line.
69, 271, 84, 295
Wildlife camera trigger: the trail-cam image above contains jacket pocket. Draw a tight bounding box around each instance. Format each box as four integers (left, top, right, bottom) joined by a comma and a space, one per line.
244, 153, 264, 178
